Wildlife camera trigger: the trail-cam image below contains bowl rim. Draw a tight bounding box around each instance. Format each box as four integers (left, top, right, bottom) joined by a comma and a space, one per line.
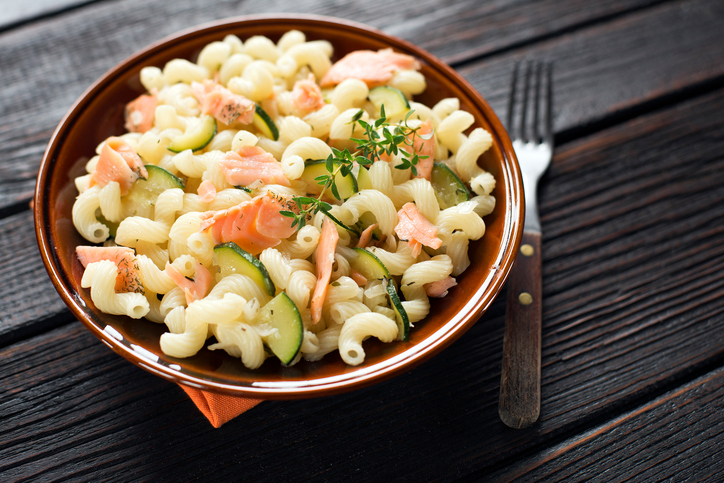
34, 14, 523, 399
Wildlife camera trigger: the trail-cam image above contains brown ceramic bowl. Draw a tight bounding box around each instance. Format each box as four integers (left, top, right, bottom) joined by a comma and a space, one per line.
35, 15, 523, 399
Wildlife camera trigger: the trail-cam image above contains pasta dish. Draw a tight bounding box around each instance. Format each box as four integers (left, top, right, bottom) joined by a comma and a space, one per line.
71, 30, 497, 368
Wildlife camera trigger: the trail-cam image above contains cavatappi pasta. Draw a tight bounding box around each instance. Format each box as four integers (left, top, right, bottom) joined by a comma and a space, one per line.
72, 30, 497, 368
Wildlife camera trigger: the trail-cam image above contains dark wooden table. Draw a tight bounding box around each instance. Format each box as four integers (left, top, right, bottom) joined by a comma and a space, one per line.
3, 0, 724, 481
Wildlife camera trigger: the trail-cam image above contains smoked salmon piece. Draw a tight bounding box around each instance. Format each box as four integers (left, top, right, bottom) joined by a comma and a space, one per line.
124, 92, 158, 133
311, 218, 339, 324
320, 49, 420, 87
410, 120, 435, 180
292, 73, 325, 113
425, 276, 457, 298
90, 137, 148, 195
349, 269, 367, 287
76, 245, 143, 293
165, 261, 212, 304
255, 193, 297, 239
191, 79, 255, 125
356, 223, 379, 248
197, 179, 217, 203
394, 202, 442, 257
217, 145, 290, 187
199, 194, 296, 255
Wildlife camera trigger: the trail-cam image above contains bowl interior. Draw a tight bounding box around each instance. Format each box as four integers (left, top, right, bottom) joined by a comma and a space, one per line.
36, 15, 523, 398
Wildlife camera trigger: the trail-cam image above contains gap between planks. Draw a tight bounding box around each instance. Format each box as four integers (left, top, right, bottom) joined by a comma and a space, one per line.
485, 364, 724, 482
0, 0, 109, 34
445, 0, 677, 67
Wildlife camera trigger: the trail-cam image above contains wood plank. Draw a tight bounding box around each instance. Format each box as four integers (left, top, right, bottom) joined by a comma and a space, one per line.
533, 87, 724, 431
2, 87, 724, 479
488, 367, 724, 481
0, 321, 511, 481
460, 0, 724, 137
379, 0, 668, 63
0, 0, 685, 209
0, 210, 71, 345
0, 0, 96, 30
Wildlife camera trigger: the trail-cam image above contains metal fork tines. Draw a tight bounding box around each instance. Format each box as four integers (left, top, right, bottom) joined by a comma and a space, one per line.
499, 59, 554, 430
506, 60, 554, 233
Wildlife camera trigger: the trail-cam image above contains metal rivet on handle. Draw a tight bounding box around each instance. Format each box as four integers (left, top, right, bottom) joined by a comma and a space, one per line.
521, 244, 534, 256
518, 292, 533, 305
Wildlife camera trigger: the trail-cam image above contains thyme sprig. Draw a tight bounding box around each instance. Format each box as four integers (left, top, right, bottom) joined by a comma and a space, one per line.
350, 106, 430, 176
280, 105, 430, 232
279, 196, 332, 231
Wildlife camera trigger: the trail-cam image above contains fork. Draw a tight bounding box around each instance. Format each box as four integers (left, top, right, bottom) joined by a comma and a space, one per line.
499, 60, 554, 429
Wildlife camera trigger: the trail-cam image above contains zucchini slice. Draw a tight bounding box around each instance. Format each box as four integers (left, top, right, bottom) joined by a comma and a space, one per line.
349, 247, 390, 281
356, 165, 373, 191
349, 248, 410, 341
252, 105, 279, 140
299, 159, 358, 201
368, 86, 410, 118
213, 242, 276, 296
385, 278, 410, 341
124, 164, 185, 219
431, 162, 470, 210
167, 114, 217, 153
256, 292, 303, 365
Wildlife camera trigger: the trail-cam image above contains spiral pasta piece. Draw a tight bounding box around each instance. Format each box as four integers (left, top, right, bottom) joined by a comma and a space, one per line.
209, 322, 267, 369
455, 128, 493, 183
393, 178, 440, 222
73, 186, 109, 243
99, 182, 122, 223
339, 190, 397, 236
160, 306, 208, 358
81, 260, 149, 318
338, 313, 398, 366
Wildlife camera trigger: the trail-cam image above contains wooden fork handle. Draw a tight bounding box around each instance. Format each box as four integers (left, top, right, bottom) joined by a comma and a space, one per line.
499, 231, 542, 429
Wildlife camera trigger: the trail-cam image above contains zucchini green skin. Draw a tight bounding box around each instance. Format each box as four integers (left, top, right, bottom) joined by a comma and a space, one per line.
253, 105, 279, 141
430, 162, 471, 210
349, 247, 391, 280
368, 86, 410, 117
356, 166, 373, 191
213, 242, 276, 296
385, 278, 410, 341
124, 164, 185, 219
167, 114, 217, 153
300, 159, 358, 201
257, 292, 303, 365
349, 248, 410, 341
324, 211, 361, 237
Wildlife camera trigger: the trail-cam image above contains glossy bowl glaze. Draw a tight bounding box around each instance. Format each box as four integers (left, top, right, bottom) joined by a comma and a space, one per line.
35, 15, 523, 399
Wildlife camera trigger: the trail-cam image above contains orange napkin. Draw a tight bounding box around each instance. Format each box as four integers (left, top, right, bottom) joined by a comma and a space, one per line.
180, 385, 263, 428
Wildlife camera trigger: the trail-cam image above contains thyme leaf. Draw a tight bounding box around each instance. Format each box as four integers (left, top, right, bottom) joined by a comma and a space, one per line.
284, 103, 427, 233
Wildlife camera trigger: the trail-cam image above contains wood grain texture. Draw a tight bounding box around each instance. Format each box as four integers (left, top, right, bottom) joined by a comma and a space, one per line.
4, 0, 724, 479
490, 367, 724, 482
0, 0, 99, 30
2, 88, 724, 481
0, 321, 512, 482
0, 210, 70, 345
0, 0, 695, 210
461, 0, 724, 139
500, 232, 542, 429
